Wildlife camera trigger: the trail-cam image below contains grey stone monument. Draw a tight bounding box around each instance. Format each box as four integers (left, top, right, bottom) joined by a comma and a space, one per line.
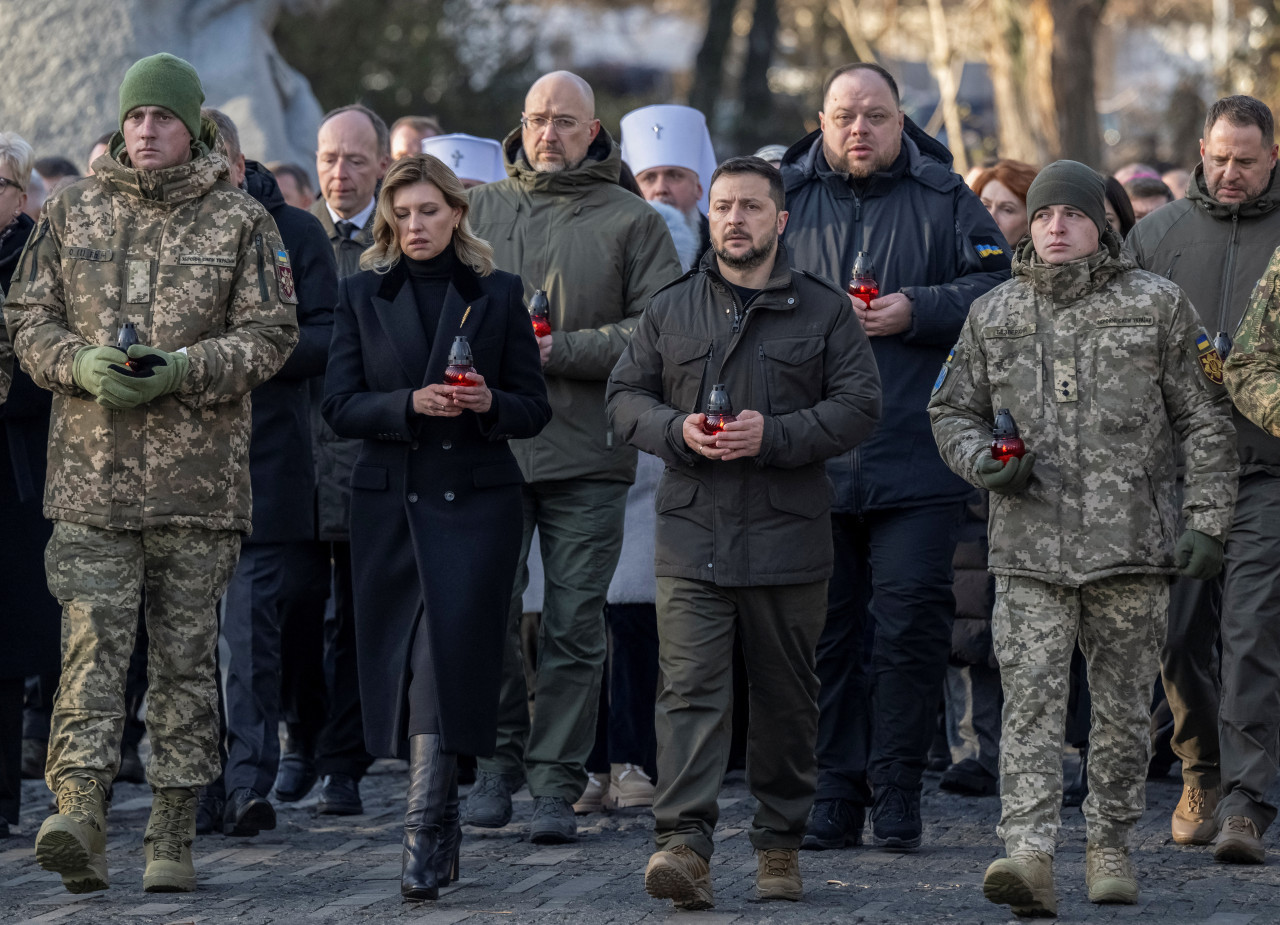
0, 0, 329, 176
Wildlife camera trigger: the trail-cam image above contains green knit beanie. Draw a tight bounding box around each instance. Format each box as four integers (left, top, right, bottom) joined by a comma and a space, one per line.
1025, 160, 1107, 236
118, 53, 205, 143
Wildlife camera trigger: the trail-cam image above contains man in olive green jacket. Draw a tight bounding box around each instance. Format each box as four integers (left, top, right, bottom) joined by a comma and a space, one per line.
1126, 95, 1280, 861
4, 54, 297, 895
464, 71, 682, 843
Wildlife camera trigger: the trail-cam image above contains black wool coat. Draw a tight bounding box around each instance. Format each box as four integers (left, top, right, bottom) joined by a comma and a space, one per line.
322, 254, 550, 758
0, 212, 60, 681
243, 162, 337, 543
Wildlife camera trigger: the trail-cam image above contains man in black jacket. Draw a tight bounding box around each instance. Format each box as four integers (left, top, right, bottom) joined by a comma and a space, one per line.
780, 63, 1010, 853
200, 110, 338, 836
608, 157, 881, 909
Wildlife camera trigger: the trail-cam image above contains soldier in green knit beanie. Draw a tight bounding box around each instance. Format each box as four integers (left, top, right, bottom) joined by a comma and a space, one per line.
117, 53, 206, 170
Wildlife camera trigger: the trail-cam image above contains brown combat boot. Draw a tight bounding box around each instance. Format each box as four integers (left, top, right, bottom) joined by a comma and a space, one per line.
982, 849, 1057, 917
1213, 815, 1265, 864
644, 844, 713, 910
35, 777, 109, 893
143, 788, 198, 892
1085, 844, 1138, 904
755, 847, 803, 901
1171, 785, 1219, 845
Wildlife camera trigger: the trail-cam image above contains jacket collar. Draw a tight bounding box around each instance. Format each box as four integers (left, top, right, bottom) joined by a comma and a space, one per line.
1186, 162, 1280, 220
699, 241, 796, 303
500, 124, 622, 193
1014, 228, 1134, 304
371, 249, 489, 385
99, 126, 227, 205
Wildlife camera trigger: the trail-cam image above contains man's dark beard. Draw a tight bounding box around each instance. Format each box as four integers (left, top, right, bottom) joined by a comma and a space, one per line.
715, 234, 775, 271
823, 141, 897, 178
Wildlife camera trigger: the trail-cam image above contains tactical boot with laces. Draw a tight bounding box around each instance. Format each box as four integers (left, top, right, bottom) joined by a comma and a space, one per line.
644, 844, 713, 910
1085, 844, 1138, 904
463, 770, 517, 828
1172, 784, 1219, 845
755, 847, 803, 901
35, 777, 109, 893
982, 849, 1057, 917
143, 788, 198, 892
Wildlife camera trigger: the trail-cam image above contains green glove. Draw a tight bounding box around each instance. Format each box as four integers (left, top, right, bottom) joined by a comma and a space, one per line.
974, 452, 1037, 494
97, 344, 190, 408
1174, 529, 1224, 581
72, 345, 129, 398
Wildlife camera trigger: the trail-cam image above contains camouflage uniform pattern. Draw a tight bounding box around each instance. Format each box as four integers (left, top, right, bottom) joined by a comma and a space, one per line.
43, 521, 240, 791
993, 573, 1167, 854
928, 234, 1238, 585
928, 236, 1237, 856
1224, 244, 1280, 438
3, 142, 299, 533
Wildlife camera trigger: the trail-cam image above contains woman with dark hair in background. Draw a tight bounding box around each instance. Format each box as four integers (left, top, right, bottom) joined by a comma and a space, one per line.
323, 154, 550, 900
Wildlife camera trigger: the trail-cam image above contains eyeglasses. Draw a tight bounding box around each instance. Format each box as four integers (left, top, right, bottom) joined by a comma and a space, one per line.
0, 176, 25, 193
521, 115, 589, 134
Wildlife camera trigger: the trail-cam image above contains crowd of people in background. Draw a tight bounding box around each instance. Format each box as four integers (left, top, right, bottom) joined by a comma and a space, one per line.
1, 48, 1280, 919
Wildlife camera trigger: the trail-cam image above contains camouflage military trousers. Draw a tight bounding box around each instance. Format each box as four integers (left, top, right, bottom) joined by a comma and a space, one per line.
43, 521, 241, 793
992, 573, 1168, 854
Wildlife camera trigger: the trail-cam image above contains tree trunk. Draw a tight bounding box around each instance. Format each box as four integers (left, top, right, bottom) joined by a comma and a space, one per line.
734, 0, 779, 153
924, 0, 968, 173
1049, 0, 1104, 165
986, 0, 1102, 167
689, 0, 738, 120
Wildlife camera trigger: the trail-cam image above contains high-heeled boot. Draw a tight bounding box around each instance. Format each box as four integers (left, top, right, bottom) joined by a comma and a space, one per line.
435, 768, 461, 886
402, 734, 456, 901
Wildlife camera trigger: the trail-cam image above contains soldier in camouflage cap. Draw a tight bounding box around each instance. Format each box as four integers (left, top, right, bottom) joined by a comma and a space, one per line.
928, 160, 1238, 915
3, 53, 298, 895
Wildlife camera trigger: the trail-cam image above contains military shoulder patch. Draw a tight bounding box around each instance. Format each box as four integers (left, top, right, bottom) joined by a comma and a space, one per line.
932, 347, 956, 395
1194, 330, 1224, 385
275, 249, 297, 304
974, 240, 1004, 259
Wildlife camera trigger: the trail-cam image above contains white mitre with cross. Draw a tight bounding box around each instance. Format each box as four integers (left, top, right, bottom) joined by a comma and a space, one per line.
620, 104, 717, 214
422, 133, 507, 186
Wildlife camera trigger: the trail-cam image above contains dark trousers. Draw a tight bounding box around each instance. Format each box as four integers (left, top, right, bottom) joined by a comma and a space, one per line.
814, 502, 963, 802
222, 542, 329, 794
585, 603, 660, 775
1218, 472, 1280, 832
654, 576, 828, 859
280, 541, 373, 779
1, 677, 23, 823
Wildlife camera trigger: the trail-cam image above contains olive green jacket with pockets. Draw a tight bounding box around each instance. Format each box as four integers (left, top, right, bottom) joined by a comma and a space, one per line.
3, 142, 299, 533
606, 245, 882, 587
1126, 165, 1280, 474
467, 126, 683, 484
928, 235, 1238, 586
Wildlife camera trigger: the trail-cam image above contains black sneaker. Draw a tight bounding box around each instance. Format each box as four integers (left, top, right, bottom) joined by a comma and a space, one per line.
801, 798, 864, 850
940, 758, 998, 797
871, 784, 922, 852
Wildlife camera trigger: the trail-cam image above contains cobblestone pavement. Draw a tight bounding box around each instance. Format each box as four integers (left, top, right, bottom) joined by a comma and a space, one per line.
2, 756, 1277, 924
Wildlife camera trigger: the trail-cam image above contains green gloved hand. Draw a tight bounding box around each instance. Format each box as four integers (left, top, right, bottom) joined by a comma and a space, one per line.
974, 452, 1037, 494
72, 345, 129, 399
97, 344, 190, 409
1174, 528, 1224, 581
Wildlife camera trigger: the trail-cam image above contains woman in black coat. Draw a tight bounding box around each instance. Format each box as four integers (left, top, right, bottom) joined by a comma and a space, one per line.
0, 133, 60, 838
322, 154, 549, 901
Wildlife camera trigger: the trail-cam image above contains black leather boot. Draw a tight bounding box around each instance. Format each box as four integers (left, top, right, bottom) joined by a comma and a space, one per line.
401, 734, 458, 901
436, 769, 461, 886
1063, 746, 1089, 809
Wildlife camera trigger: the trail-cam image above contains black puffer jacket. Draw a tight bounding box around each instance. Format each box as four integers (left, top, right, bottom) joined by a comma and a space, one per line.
780, 119, 1011, 512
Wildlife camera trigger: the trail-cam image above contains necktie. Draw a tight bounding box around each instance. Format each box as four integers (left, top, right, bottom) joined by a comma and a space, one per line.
335, 220, 358, 240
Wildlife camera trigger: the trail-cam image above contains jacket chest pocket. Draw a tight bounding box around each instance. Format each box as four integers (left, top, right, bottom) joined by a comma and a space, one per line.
151, 254, 236, 344
1089, 320, 1160, 434
758, 335, 824, 414
657, 333, 712, 413
984, 328, 1043, 421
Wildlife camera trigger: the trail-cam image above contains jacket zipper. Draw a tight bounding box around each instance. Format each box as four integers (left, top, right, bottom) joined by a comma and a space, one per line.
1218, 212, 1239, 334
697, 342, 714, 413
758, 344, 770, 411
255, 233, 269, 302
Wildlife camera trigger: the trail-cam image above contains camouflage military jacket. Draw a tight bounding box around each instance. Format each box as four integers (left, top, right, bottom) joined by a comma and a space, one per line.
1225, 246, 1280, 439
3, 145, 299, 533
928, 235, 1237, 586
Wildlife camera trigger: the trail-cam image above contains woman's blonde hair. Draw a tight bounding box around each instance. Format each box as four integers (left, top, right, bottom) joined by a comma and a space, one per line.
360, 154, 494, 276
